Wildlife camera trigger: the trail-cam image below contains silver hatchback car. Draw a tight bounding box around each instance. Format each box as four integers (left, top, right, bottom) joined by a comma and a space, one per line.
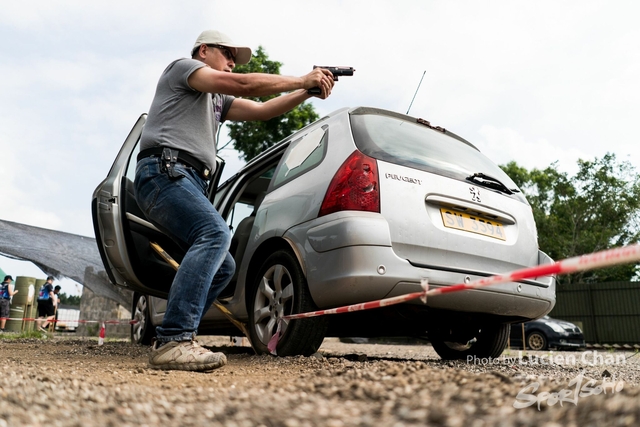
92, 106, 556, 359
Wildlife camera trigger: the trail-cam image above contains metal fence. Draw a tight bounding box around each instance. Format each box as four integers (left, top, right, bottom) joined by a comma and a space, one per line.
549, 281, 640, 344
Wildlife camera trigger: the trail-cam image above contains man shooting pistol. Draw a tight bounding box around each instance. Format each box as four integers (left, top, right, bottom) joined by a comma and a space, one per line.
308, 66, 355, 95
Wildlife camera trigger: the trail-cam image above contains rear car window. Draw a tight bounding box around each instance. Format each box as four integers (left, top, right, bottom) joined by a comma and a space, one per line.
271, 126, 328, 189
349, 108, 525, 202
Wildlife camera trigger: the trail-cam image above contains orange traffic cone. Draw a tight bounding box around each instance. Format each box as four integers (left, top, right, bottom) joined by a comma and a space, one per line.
98, 323, 105, 346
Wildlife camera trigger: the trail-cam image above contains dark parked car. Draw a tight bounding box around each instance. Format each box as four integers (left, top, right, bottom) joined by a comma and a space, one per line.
509, 315, 586, 350
92, 106, 557, 360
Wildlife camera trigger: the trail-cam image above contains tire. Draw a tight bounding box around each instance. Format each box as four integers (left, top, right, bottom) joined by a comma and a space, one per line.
526, 331, 548, 351
247, 250, 328, 356
131, 293, 155, 345
430, 323, 511, 360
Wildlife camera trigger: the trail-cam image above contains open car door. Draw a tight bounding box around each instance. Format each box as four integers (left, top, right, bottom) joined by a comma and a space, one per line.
91, 115, 226, 298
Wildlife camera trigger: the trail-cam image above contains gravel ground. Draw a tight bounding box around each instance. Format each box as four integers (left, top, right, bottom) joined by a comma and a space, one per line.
0, 335, 639, 426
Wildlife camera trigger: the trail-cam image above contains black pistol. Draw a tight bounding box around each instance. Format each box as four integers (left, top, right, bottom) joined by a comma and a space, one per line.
308, 66, 355, 95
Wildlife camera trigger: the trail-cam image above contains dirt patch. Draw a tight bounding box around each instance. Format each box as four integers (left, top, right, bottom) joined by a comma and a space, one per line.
0, 336, 638, 426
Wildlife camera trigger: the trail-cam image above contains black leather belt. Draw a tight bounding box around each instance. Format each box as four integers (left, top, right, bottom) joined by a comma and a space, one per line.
137, 147, 211, 180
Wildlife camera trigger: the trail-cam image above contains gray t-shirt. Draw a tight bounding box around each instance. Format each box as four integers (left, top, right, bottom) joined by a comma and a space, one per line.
140, 58, 235, 172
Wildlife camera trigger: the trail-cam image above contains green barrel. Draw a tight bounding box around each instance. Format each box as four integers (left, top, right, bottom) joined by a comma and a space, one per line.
30, 303, 38, 323
13, 277, 38, 332
27, 300, 37, 333
12, 276, 36, 306
5, 306, 25, 332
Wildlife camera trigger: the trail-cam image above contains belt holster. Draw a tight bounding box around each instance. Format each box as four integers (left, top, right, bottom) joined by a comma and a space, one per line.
161, 148, 183, 180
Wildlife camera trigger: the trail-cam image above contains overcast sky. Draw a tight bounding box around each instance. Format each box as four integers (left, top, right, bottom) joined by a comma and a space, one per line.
1, 0, 639, 293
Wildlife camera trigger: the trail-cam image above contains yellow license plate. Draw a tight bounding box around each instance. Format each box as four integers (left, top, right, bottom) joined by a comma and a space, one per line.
440, 208, 506, 240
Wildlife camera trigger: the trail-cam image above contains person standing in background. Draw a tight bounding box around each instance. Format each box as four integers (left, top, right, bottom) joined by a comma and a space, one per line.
53, 285, 61, 309
36, 276, 56, 333
0, 275, 18, 333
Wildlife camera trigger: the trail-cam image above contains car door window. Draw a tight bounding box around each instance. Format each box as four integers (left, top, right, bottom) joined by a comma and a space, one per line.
225, 166, 276, 230
226, 201, 255, 232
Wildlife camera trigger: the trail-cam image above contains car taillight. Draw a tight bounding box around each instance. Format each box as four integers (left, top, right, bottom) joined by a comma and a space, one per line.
319, 150, 380, 217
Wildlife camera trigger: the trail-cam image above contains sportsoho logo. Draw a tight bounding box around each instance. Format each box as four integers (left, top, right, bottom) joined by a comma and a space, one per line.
465, 351, 629, 410
513, 373, 624, 410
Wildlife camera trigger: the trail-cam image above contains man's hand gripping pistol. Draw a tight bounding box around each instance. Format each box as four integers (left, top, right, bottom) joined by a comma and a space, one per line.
308, 66, 355, 95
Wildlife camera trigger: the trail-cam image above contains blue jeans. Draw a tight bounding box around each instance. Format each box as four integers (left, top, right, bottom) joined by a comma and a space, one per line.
134, 156, 235, 343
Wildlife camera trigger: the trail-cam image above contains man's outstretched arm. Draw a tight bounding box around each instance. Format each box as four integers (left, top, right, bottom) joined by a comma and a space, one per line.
225, 89, 321, 122
188, 67, 334, 99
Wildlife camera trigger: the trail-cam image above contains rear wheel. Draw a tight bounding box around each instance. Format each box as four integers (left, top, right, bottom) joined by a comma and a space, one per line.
247, 250, 328, 356
430, 323, 510, 360
131, 293, 155, 345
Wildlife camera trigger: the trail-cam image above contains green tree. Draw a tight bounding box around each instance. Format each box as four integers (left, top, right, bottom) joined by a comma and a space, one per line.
501, 153, 640, 284
225, 46, 319, 161
58, 292, 81, 307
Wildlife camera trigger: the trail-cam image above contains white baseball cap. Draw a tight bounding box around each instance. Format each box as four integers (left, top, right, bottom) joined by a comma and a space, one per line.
192, 30, 252, 64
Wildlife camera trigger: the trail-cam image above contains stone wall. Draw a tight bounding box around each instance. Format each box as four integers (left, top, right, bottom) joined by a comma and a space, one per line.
77, 286, 133, 339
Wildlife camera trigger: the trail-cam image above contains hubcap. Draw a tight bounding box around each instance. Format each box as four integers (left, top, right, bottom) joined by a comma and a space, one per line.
528, 334, 545, 350
253, 264, 294, 345
132, 296, 147, 343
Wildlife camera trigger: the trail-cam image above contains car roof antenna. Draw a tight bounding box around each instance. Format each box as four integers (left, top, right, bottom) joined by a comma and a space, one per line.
406, 70, 426, 115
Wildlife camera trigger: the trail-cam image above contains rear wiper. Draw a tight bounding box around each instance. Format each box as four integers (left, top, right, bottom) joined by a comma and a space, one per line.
466, 172, 520, 195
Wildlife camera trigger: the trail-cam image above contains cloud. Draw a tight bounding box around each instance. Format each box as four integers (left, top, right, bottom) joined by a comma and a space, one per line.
0, 163, 63, 230
0, 0, 639, 239
476, 125, 587, 175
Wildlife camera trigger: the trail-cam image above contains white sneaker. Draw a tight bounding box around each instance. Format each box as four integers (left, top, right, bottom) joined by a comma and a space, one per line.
148, 340, 227, 371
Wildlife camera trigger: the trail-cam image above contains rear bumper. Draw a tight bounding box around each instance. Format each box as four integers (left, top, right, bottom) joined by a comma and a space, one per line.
285, 213, 556, 322
302, 244, 555, 320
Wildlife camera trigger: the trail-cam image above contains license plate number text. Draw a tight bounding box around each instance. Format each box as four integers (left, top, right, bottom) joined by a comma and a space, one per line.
440, 208, 506, 240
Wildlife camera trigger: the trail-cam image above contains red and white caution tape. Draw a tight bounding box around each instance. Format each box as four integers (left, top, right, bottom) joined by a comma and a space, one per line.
267, 243, 640, 353
0, 318, 138, 325
0, 317, 137, 341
